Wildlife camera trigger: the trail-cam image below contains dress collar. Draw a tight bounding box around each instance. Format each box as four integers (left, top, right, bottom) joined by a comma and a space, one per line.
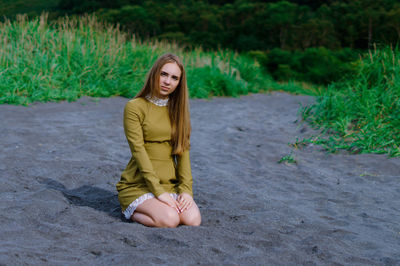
145, 95, 169, 107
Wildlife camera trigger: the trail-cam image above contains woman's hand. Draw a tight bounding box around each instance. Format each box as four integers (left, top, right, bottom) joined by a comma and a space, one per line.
177, 193, 194, 213
157, 192, 179, 213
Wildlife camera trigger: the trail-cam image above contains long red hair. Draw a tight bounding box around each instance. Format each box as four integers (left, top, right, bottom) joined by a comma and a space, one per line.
135, 53, 191, 155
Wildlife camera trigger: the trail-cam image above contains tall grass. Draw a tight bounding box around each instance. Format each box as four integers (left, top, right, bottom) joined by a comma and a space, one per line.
302, 46, 400, 157
0, 14, 314, 105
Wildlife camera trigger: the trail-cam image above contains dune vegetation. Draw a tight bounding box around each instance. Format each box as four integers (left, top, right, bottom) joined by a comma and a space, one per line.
0, 14, 318, 106
300, 46, 400, 157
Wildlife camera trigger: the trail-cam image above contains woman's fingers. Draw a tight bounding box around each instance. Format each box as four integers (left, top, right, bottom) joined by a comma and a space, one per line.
169, 198, 180, 211
178, 193, 191, 202
177, 200, 186, 210
177, 195, 193, 212
181, 200, 192, 211
171, 202, 180, 213
158, 193, 179, 212
159, 193, 195, 213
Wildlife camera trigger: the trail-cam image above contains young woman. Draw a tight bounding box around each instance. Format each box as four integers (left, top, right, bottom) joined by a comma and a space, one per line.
116, 53, 201, 227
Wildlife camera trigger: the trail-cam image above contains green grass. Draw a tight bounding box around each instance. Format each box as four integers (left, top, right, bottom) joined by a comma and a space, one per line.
278, 153, 297, 164
301, 46, 400, 157
0, 13, 318, 105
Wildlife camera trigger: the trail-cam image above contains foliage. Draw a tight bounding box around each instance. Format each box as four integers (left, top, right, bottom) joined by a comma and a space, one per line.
301, 46, 400, 157
2, 0, 400, 52
260, 47, 360, 84
278, 153, 297, 164
0, 0, 58, 20
2, 1, 400, 87
0, 14, 313, 105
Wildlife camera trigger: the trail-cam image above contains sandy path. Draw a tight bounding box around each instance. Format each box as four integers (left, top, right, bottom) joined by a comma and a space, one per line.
0, 93, 399, 265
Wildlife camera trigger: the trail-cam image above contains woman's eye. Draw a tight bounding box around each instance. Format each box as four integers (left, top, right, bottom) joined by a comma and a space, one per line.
173, 77, 179, 81
161, 72, 167, 76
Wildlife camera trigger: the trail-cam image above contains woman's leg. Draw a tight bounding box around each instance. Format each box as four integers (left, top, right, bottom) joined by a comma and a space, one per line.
132, 198, 180, 228
179, 200, 201, 226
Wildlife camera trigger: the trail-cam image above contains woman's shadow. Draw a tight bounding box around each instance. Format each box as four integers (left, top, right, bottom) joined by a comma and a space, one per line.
38, 177, 124, 220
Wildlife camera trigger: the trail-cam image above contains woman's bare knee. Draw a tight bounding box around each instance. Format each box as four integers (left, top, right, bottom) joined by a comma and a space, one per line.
180, 204, 201, 226
181, 212, 201, 226
190, 214, 201, 226
154, 208, 180, 228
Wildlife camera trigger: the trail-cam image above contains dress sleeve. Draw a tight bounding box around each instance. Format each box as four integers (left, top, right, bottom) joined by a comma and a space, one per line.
176, 148, 193, 197
123, 101, 166, 197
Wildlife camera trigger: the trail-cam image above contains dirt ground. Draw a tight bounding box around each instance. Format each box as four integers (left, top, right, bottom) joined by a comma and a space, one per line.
1, 92, 399, 265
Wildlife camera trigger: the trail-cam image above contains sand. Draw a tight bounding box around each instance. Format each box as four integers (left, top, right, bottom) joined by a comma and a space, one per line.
0, 92, 399, 265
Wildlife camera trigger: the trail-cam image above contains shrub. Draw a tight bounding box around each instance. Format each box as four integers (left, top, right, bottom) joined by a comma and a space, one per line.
262, 47, 359, 84
301, 46, 400, 157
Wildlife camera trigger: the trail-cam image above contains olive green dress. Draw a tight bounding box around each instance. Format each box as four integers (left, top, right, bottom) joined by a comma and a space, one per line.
116, 97, 193, 217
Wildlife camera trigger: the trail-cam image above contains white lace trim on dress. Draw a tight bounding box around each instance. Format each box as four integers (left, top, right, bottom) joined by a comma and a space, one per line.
122, 192, 178, 220
145, 95, 169, 106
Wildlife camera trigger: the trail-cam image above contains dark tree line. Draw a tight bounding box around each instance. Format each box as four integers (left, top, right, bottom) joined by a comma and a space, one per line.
2, 0, 399, 84
53, 0, 400, 51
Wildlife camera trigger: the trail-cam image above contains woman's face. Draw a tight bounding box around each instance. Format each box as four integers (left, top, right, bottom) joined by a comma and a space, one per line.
158, 62, 181, 99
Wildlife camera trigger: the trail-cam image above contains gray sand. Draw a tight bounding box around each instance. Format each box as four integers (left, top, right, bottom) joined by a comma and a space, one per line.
0, 92, 399, 265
